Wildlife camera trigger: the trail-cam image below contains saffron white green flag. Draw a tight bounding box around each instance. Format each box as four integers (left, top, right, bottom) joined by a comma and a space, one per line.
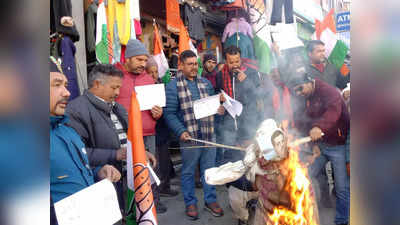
153, 23, 169, 80
95, 0, 109, 63
248, 0, 274, 74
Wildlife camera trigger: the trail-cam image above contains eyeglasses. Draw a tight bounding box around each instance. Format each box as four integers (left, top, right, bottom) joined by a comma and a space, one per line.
185, 62, 198, 67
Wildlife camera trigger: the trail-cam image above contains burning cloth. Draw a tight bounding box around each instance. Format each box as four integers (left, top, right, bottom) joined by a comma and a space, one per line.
205, 119, 319, 225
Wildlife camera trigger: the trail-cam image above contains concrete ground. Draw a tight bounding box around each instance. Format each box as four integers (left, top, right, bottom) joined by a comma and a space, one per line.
157, 166, 336, 225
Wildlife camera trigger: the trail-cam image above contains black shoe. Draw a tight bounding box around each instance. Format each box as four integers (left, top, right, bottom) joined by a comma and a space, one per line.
159, 188, 179, 197
156, 202, 167, 214
195, 181, 202, 189
238, 219, 248, 225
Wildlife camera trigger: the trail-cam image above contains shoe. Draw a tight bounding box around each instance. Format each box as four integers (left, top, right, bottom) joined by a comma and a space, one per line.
159, 188, 179, 197
238, 219, 248, 225
156, 202, 167, 214
195, 181, 202, 189
185, 204, 199, 220
204, 202, 224, 217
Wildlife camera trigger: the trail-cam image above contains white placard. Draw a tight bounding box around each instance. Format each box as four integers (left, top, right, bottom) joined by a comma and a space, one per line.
54, 179, 122, 225
193, 94, 221, 119
221, 90, 243, 119
135, 84, 166, 111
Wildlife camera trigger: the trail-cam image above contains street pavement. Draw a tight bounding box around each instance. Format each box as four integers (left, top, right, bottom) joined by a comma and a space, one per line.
157, 167, 336, 225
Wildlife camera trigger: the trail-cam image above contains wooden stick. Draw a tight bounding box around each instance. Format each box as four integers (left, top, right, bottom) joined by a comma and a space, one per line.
187, 138, 246, 151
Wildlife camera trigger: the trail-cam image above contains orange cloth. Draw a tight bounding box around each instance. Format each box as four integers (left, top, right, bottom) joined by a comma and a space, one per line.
166, 0, 181, 33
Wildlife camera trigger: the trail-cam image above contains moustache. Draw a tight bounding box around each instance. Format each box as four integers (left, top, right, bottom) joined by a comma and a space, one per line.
57, 98, 69, 105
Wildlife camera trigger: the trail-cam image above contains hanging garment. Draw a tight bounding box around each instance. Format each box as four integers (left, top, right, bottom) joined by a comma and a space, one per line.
210, 0, 236, 7
222, 17, 253, 43
115, 0, 131, 45
184, 3, 206, 41
224, 32, 256, 60
60, 36, 80, 100
270, 0, 294, 25
219, 0, 247, 11
85, 3, 97, 54
166, 0, 181, 33
50, 0, 80, 42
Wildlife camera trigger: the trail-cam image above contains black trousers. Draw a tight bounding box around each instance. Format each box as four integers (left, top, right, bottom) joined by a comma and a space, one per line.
270, 0, 294, 25
155, 141, 174, 191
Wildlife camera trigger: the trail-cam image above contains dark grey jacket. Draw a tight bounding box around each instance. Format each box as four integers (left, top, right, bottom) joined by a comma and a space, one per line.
66, 90, 128, 169
306, 61, 349, 90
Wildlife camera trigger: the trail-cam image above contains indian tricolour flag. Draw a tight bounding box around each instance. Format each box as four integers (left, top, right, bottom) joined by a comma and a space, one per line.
313, 9, 349, 75
95, 0, 109, 63
247, 0, 274, 74
152, 22, 170, 83
126, 91, 158, 225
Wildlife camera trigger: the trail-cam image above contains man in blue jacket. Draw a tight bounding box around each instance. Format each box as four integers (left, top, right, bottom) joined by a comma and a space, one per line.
50, 57, 121, 203
164, 50, 225, 220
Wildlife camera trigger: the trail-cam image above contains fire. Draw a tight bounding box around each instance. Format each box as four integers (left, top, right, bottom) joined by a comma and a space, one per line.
269, 121, 318, 225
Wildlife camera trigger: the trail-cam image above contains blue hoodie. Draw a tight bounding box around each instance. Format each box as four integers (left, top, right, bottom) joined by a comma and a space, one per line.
50, 115, 100, 203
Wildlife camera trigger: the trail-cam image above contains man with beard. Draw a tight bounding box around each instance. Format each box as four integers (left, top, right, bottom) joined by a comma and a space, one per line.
202, 53, 218, 89
306, 40, 348, 90
65, 64, 156, 215
288, 71, 350, 225
164, 50, 225, 220
50, 58, 121, 204
114, 39, 166, 213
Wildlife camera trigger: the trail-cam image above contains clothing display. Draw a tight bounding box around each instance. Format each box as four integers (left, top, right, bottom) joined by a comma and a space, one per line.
60, 36, 80, 100
183, 3, 206, 41
224, 32, 256, 60
270, 0, 294, 25
50, 0, 80, 42
222, 17, 253, 42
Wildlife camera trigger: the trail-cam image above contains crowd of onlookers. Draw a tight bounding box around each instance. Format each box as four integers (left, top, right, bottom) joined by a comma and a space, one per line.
50, 38, 350, 225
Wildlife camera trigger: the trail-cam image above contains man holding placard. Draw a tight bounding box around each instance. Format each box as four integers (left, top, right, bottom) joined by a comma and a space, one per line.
115, 39, 167, 213
164, 50, 225, 220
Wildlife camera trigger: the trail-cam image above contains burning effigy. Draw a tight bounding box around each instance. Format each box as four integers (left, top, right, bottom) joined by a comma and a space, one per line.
205, 119, 319, 225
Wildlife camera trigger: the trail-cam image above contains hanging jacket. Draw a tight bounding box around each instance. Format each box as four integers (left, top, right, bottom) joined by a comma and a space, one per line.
224, 32, 256, 60
222, 17, 253, 42
184, 3, 206, 41
115, 63, 157, 136
50, 0, 80, 42
50, 116, 100, 203
60, 36, 80, 100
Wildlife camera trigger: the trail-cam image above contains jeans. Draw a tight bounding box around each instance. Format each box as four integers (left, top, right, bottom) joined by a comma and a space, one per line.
270, 0, 294, 25
180, 140, 217, 206
309, 144, 350, 224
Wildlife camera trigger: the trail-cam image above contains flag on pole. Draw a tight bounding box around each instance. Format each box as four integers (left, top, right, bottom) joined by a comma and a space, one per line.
153, 22, 170, 82
313, 9, 349, 73
126, 91, 158, 225
95, 0, 110, 63
247, 0, 274, 74
178, 21, 202, 75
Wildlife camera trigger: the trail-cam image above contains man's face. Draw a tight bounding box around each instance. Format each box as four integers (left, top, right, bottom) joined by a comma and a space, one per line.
272, 133, 287, 159
125, 55, 148, 74
147, 66, 159, 82
225, 53, 241, 72
94, 76, 122, 103
308, 44, 326, 64
204, 59, 217, 73
292, 82, 314, 98
181, 57, 198, 79
50, 72, 70, 116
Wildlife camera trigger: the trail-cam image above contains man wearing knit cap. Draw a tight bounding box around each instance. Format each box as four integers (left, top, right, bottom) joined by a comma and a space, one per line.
287, 70, 350, 225
114, 39, 167, 213
202, 53, 218, 89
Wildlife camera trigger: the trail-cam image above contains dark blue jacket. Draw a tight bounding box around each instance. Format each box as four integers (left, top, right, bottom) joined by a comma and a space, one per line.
164, 76, 215, 138
50, 116, 100, 203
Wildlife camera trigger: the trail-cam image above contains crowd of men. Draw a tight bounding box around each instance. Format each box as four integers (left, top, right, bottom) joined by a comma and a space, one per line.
50, 38, 350, 225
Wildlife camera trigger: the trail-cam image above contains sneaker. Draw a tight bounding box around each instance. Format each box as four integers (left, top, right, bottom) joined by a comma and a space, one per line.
185, 204, 199, 220
156, 202, 167, 214
204, 202, 224, 217
159, 188, 179, 197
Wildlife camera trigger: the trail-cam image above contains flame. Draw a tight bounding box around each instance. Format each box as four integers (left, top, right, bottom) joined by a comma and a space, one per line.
268, 121, 318, 225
